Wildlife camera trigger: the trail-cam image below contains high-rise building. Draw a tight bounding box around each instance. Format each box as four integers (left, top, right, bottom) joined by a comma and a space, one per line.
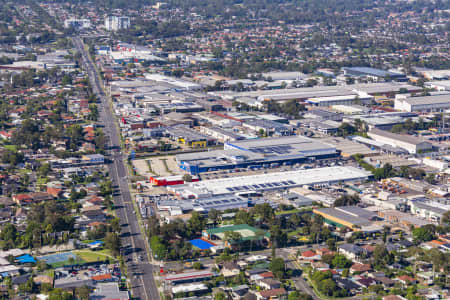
64, 18, 91, 29
105, 16, 130, 31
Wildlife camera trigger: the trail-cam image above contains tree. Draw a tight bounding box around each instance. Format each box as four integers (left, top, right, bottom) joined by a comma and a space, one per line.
215, 292, 226, 300
338, 123, 356, 136
326, 238, 337, 251
289, 291, 313, 300
334, 194, 360, 206
193, 261, 203, 270
373, 245, 393, 268
442, 211, 450, 225
208, 209, 220, 225
104, 232, 121, 256
332, 254, 352, 268
75, 286, 90, 300
270, 257, 286, 279
412, 226, 435, 243
48, 288, 73, 300
182, 174, 193, 182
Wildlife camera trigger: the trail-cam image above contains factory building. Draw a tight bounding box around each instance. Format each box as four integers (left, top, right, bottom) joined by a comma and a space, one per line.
171, 166, 371, 197
367, 129, 433, 154
149, 175, 200, 186
313, 206, 380, 231
166, 125, 215, 148
306, 93, 374, 107
409, 200, 449, 223
394, 94, 450, 112
342, 67, 407, 82
157, 194, 250, 214
176, 136, 338, 174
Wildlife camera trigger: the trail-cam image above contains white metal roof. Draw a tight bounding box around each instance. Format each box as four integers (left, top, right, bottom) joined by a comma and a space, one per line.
188, 166, 371, 195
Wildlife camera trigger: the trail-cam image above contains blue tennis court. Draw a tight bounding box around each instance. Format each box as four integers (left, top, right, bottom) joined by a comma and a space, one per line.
37, 252, 77, 264
189, 239, 214, 250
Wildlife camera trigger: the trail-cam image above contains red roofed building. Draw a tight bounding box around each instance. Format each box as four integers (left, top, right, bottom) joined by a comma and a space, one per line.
351, 263, 372, 273
397, 275, 416, 285
92, 273, 112, 281
256, 287, 287, 300
300, 250, 321, 261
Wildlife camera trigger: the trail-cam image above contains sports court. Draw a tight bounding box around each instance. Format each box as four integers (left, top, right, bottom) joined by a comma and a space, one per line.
189, 239, 215, 250
37, 252, 77, 264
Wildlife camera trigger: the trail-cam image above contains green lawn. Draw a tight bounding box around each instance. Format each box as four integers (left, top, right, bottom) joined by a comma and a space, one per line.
4, 145, 17, 151
73, 249, 114, 263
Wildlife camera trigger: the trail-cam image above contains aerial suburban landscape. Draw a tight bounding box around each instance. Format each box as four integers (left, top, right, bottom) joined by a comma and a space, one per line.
0, 0, 448, 299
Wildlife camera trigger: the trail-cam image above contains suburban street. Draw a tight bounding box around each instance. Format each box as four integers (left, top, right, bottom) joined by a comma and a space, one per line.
73, 37, 160, 300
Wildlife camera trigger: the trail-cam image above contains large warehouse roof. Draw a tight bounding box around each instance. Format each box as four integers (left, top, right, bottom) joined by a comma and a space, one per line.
185, 166, 371, 195
401, 94, 450, 106
314, 206, 377, 228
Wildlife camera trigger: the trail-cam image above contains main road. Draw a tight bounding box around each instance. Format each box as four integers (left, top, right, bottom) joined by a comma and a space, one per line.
73, 37, 160, 300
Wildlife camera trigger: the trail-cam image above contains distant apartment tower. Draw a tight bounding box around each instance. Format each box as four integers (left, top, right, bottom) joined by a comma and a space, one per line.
64, 19, 91, 29
105, 16, 130, 31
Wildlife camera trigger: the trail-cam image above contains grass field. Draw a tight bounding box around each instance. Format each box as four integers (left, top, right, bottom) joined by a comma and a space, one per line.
73, 249, 114, 263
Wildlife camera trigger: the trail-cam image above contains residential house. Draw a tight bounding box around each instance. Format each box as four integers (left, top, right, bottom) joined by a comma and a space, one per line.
258, 278, 281, 290
335, 278, 361, 295
256, 288, 287, 300
299, 250, 321, 261
397, 275, 417, 286
338, 244, 365, 260
222, 261, 240, 277
350, 263, 371, 274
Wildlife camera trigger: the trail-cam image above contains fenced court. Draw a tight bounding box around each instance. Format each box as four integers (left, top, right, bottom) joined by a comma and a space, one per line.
37, 252, 77, 264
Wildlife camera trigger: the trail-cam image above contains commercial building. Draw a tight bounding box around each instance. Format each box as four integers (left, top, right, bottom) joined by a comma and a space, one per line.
64, 18, 91, 29
149, 175, 200, 186
409, 200, 449, 223
158, 194, 250, 214
105, 16, 130, 31
145, 74, 203, 91
166, 125, 214, 148
210, 86, 359, 103
242, 119, 292, 136
348, 82, 421, 96
425, 80, 450, 91
394, 94, 450, 112
171, 283, 208, 295
176, 136, 338, 174
306, 93, 373, 107
199, 126, 245, 143
174, 166, 371, 197
90, 282, 129, 300
313, 206, 379, 231
367, 129, 433, 154
342, 67, 407, 81
164, 270, 215, 285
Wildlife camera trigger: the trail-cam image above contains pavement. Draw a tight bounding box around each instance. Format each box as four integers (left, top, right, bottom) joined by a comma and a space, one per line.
72, 37, 160, 300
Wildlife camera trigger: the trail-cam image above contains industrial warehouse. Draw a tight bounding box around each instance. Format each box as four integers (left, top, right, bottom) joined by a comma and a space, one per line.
169, 166, 371, 197
176, 135, 338, 174
313, 206, 381, 232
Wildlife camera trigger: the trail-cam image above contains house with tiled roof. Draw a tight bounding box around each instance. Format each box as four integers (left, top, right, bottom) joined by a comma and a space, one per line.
397, 275, 417, 285
350, 263, 372, 273
300, 250, 321, 261
256, 287, 286, 300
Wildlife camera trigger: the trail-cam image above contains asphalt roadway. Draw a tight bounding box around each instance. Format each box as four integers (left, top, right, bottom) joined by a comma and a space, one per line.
72, 37, 159, 300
